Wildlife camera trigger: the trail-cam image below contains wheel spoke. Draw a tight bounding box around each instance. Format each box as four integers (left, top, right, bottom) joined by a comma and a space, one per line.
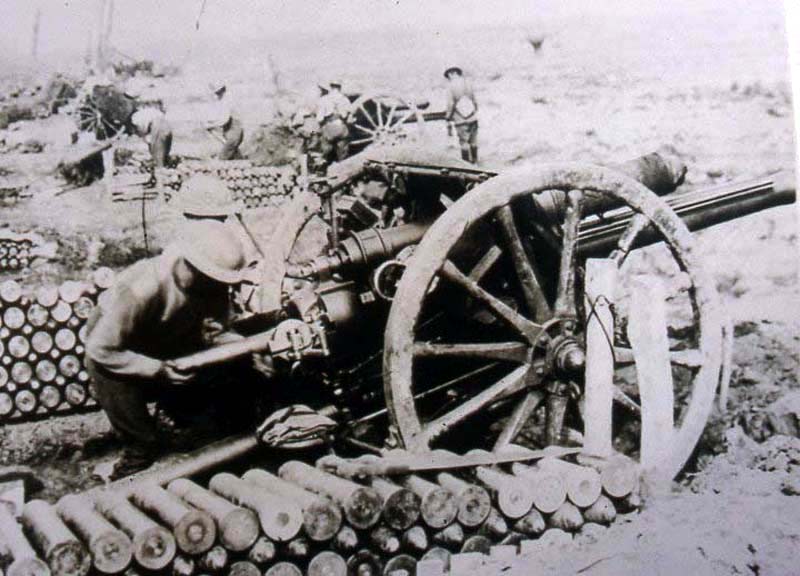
497, 205, 552, 322
384, 101, 400, 129
353, 123, 376, 136
376, 101, 384, 128
468, 244, 503, 282
100, 116, 121, 137
440, 259, 542, 339
493, 390, 544, 451
414, 341, 529, 363
545, 381, 570, 445
358, 104, 378, 129
610, 212, 650, 265
392, 108, 416, 128
614, 386, 641, 413
350, 137, 376, 146
553, 190, 583, 319
419, 364, 530, 444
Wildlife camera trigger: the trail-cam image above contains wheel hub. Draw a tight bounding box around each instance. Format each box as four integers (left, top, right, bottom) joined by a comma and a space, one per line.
553, 337, 586, 378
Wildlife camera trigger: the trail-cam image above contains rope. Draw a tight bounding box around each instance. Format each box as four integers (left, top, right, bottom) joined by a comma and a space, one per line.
583, 291, 617, 363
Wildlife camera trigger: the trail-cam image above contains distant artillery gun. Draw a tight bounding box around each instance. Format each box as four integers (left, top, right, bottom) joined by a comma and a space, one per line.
73, 82, 162, 141
74, 83, 133, 140
347, 93, 445, 154
294, 91, 446, 165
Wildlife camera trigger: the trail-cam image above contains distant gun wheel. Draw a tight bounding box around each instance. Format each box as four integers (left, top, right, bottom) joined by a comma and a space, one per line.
75, 86, 135, 140
384, 163, 726, 481
349, 94, 425, 154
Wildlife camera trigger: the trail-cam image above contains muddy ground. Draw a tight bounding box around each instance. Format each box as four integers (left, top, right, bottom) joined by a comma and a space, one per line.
1, 1, 798, 574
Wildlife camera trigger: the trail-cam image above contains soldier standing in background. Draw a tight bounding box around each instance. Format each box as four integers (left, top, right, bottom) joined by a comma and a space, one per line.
130, 107, 173, 168
206, 81, 244, 160
316, 80, 353, 163
444, 66, 479, 163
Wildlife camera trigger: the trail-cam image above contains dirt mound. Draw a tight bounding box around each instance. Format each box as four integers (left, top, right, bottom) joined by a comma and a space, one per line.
243, 122, 304, 166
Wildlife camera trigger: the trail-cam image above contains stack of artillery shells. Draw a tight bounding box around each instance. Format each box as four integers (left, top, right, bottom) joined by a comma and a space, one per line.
0, 268, 116, 422
0, 453, 643, 576
0, 231, 43, 271
158, 161, 301, 210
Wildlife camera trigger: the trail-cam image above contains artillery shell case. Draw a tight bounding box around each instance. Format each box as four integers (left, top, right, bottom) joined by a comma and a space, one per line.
0, 454, 642, 576
0, 277, 104, 422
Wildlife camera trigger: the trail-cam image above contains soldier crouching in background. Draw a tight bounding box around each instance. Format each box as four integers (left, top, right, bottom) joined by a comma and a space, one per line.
131, 107, 173, 168
206, 81, 244, 160
84, 219, 262, 478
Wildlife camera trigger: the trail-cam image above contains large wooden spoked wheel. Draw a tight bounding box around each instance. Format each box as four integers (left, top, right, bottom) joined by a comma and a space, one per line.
383, 163, 724, 480
349, 94, 425, 153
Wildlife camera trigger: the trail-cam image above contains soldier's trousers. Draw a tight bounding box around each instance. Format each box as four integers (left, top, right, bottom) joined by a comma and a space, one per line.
150, 127, 173, 168
87, 357, 266, 454
455, 121, 479, 163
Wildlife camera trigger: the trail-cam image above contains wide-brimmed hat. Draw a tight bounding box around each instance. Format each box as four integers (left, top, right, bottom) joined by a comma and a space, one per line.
443, 66, 463, 78
175, 174, 242, 218
175, 220, 246, 284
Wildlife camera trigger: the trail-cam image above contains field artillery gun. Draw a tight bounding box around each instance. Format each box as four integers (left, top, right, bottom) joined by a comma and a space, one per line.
293, 91, 445, 166
168, 145, 795, 484
346, 93, 445, 154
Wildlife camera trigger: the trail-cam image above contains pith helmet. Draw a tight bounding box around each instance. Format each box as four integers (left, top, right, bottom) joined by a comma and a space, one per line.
176, 174, 242, 218
175, 220, 246, 284
443, 66, 463, 78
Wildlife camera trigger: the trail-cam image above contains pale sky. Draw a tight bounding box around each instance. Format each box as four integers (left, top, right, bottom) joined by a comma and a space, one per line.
0, 0, 786, 68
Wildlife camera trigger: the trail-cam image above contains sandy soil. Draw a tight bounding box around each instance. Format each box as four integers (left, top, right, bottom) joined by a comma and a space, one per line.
0, 1, 798, 573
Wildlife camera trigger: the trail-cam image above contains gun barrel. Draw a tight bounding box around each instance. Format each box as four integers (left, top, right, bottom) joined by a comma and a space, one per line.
578, 172, 795, 256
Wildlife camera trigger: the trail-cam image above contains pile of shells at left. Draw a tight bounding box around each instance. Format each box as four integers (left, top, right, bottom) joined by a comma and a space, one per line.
0, 270, 117, 423
0, 231, 43, 272
0, 451, 642, 576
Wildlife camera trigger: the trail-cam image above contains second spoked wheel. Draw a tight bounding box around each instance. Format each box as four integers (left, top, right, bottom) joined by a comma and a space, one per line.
349, 94, 425, 154
383, 163, 725, 480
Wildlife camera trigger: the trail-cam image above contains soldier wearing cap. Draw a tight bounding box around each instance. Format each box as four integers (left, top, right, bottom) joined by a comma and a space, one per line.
444, 66, 479, 163
131, 107, 173, 168
206, 81, 244, 160
316, 80, 354, 162
85, 219, 258, 477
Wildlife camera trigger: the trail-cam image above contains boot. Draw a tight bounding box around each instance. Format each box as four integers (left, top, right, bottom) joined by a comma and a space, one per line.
106, 446, 160, 481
